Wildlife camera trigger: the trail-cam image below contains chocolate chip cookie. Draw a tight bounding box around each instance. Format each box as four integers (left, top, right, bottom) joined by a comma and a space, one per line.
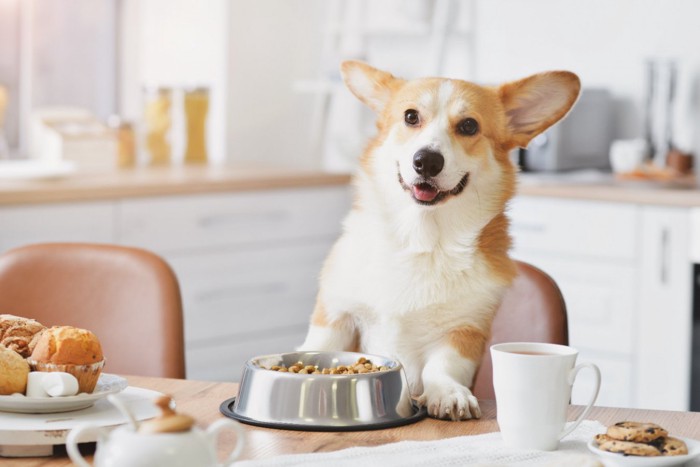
596, 437, 661, 457
607, 421, 668, 443
655, 436, 688, 456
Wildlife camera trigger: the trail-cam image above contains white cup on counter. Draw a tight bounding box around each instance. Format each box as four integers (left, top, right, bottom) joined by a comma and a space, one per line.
609, 139, 648, 174
491, 342, 601, 451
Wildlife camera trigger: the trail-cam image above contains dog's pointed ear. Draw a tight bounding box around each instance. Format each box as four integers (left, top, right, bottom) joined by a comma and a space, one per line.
341, 61, 403, 113
499, 71, 581, 149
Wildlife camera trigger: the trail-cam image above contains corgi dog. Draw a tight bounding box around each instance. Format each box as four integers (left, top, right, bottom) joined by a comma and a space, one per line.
300, 61, 580, 420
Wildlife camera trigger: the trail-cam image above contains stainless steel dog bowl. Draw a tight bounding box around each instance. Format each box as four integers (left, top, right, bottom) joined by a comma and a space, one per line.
220, 351, 425, 431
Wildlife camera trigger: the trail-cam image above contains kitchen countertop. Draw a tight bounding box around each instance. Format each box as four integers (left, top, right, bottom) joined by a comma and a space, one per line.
1, 165, 699, 207
0, 165, 352, 206
517, 170, 700, 207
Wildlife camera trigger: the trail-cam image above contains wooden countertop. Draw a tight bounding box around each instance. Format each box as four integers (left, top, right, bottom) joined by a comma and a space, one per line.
0, 165, 352, 206
1, 165, 700, 208
518, 172, 700, 207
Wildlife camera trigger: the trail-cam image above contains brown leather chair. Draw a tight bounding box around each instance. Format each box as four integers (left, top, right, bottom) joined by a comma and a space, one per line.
473, 260, 568, 400
0, 243, 185, 378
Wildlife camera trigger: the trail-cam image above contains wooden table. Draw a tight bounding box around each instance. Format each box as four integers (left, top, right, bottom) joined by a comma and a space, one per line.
10, 376, 700, 466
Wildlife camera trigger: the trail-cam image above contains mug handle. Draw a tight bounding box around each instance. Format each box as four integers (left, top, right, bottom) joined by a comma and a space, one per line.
207, 418, 246, 466
559, 362, 601, 440
66, 423, 101, 467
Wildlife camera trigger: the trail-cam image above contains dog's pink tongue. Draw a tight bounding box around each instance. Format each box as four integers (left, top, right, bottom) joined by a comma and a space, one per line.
412, 184, 438, 202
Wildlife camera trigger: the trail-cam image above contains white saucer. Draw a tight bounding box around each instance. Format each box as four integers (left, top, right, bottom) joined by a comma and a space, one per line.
0, 374, 127, 414
0, 160, 76, 180
588, 437, 700, 466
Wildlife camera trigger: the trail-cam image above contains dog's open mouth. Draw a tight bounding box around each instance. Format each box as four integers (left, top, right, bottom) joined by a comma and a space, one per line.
398, 170, 470, 206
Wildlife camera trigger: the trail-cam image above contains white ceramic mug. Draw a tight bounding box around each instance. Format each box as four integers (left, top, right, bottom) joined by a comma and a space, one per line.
491, 342, 601, 451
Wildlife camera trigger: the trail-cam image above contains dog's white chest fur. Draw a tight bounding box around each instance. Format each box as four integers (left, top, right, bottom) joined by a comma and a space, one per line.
316, 193, 505, 389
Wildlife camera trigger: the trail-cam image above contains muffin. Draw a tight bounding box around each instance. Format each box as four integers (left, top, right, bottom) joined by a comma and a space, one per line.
28, 326, 104, 393
0, 343, 30, 395
0, 314, 46, 358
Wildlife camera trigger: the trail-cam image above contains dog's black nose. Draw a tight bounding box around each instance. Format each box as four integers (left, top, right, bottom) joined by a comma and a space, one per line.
413, 149, 444, 177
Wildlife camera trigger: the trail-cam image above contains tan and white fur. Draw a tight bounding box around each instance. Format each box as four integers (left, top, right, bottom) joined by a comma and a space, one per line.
300, 61, 580, 420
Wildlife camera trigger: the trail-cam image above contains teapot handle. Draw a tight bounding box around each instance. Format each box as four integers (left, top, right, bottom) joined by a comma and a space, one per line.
207, 418, 246, 466
67, 423, 102, 467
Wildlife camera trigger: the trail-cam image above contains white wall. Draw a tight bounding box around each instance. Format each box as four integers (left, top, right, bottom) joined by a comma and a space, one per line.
122, 0, 700, 168
225, 0, 700, 168
226, 0, 327, 169
473, 0, 700, 152
120, 0, 229, 165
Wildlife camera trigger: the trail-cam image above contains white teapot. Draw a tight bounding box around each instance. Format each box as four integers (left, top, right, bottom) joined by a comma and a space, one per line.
67, 394, 245, 467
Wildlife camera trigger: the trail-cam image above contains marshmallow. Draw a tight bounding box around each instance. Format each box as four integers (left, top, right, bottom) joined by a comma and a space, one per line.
25, 372, 79, 398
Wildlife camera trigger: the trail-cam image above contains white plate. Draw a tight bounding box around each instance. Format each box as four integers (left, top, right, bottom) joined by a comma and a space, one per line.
0, 374, 127, 414
0, 160, 76, 180
588, 437, 700, 466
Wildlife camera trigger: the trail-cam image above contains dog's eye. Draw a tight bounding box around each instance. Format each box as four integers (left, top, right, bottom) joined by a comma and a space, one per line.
457, 118, 479, 136
404, 109, 420, 126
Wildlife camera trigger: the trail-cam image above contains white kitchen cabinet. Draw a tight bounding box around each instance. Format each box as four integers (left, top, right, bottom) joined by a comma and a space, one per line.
636, 206, 693, 410
117, 185, 352, 380
116, 186, 350, 254
509, 197, 638, 261
0, 202, 116, 251
509, 195, 694, 410
168, 241, 336, 380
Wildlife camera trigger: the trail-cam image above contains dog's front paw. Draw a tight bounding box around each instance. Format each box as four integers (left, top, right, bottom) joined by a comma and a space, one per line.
417, 383, 481, 421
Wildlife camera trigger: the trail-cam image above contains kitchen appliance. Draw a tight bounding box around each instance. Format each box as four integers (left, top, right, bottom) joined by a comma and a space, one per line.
691, 263, 700, 411
522, 88, 614, 172
691, 209, 700, 411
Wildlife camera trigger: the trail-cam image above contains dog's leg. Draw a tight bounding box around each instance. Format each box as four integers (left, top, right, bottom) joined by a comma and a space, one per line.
298, 300, 356, 351
417, 326, 487, 420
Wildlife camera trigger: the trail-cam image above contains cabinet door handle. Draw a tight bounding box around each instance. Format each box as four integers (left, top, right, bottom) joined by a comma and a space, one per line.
195, 282, 287, 303
511, 222, 546, 233
198, 210, 288, 228
660, 228, 669, 285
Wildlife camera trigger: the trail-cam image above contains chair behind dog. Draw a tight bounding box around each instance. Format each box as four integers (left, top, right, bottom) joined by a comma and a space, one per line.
473, 260, 568, 400
0, 243, 185, 378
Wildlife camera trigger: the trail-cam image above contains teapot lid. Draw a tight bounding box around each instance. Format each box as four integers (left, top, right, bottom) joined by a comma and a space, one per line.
138, 395, 195, 434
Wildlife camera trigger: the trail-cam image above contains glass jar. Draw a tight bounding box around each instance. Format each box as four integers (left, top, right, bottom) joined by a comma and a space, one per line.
0, 85, 8, 159
107, 115, 136, 168
184, 87, 209, 164
143, 87, 172, 166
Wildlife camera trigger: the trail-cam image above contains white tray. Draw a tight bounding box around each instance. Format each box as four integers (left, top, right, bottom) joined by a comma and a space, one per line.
0, 386, 162, 457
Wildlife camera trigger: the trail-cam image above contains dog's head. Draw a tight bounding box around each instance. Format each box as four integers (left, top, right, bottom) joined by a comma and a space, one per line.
341, 61, 580, 213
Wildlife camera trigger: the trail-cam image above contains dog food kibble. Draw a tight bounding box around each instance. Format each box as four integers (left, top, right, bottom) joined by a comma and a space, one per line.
264, 357, 390, 374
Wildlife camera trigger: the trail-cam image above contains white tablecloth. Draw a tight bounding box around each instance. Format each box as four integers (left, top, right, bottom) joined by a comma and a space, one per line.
237, 420, 698, 467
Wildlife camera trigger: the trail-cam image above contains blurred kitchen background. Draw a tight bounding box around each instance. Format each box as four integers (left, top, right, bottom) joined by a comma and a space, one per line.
2, 0, 700, 412
2, 0, 699, 172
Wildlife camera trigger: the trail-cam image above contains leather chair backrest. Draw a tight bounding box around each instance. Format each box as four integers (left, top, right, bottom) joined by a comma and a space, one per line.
0, 243, 185, 378
472, 260, 568, 400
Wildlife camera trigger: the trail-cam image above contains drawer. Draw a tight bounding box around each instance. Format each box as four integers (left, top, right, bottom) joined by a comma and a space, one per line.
0, 202, 116, 252
511, 253, 636, 355
571, 351, 634, 408
186, 327, 308, 381
118, 186, 351, 253
169, 241, 333, 345
509, 196, 639, 261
